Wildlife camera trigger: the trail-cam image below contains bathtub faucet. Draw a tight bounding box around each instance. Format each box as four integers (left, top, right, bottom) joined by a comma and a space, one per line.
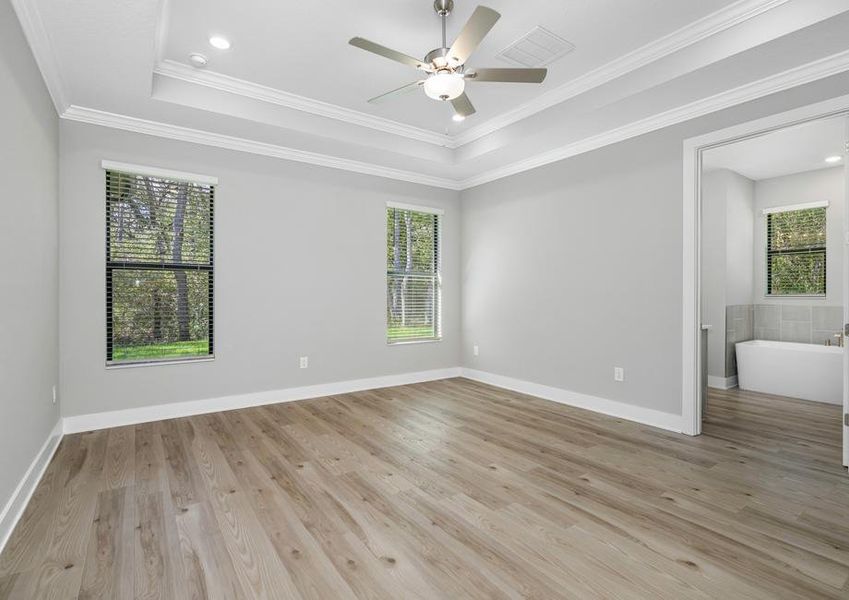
834, 332, 845, 348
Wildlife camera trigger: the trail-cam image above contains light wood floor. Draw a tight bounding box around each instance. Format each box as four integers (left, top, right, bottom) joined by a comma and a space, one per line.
1, 379, 848, 599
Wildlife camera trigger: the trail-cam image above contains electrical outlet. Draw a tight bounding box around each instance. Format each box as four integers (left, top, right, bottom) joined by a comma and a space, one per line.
473, 345, 479, 356
614, 367, 625, 382
299, 356, 309, 369
52, 385, 57, 404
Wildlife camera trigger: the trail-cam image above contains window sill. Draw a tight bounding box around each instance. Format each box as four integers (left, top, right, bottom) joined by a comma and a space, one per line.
763, 294, 827, 299
106, 356, 215, 370
387, 338, 442, 346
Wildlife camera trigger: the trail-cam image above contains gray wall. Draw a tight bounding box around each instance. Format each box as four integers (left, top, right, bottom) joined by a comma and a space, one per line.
753, 167, 844, 305
59, 121, 461, 417
700, 169, 755, 379
0, 0, 60, 513
700, 171, 727, 379
726, 172, 755, 306
460, 73, 849, 417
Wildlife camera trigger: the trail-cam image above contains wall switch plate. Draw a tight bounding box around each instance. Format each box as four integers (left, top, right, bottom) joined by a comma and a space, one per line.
299, 356, 309, 369
614, 367, 625, 382
473, 345, 479, 356
52, 385, 57, 404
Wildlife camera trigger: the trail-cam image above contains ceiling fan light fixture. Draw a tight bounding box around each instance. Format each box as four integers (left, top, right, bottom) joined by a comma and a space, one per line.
423, 71, 465, 101
452, 113, 466, 122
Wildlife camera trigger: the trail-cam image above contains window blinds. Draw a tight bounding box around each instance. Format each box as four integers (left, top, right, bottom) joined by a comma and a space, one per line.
106, 169, 215, 364
386, 205, 442, 343
766, 205, 826, 296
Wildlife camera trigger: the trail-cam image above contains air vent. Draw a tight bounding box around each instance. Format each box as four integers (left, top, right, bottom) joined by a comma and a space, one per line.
495, 26, 574, 68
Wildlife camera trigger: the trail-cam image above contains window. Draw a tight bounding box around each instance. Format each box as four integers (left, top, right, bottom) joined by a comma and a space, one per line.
386, 203, 442, 343
106, 166, 215, 365
765, 202, 826, 296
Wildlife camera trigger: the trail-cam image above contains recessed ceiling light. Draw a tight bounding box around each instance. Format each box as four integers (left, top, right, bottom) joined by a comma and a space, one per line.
188, 53, 208, 68
209, 36, 231, 50
452, 113, 465, 122
825, 155, 842, 164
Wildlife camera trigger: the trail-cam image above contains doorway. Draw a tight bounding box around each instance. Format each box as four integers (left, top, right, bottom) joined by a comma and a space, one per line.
682, 95, 849, 472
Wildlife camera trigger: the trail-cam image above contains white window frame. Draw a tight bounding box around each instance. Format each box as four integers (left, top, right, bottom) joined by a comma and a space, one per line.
386, 202, 443, 345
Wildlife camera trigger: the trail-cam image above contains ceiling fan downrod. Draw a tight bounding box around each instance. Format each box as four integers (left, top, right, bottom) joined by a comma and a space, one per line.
435, 0, 454, 48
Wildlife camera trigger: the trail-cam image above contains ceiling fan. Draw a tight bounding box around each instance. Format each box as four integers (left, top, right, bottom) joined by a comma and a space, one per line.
349, 0, 547, 121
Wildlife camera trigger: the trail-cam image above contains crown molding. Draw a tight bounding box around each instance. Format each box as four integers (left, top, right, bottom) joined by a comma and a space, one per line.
150, 0, 787, 151
459, 48, 849, 189
61, 105, 463, 190
452, 0, 790, 147
154, 60, 455, 148
59, 49, 849, 193
14, 0, 789, 150
10, 0, 68, 113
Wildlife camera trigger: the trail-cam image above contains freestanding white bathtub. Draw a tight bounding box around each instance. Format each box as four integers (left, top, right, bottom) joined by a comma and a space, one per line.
735, 340, 843, 405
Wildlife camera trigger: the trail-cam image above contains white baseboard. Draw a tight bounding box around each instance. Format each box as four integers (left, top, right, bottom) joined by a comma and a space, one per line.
3, 366, 685, 551
0, 417, 64, 555
707, 375, 738, 390
63, 367, 463, 434
460, 368, 683, 433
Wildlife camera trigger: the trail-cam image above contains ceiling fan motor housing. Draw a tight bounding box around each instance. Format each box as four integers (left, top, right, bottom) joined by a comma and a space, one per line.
424, 47, 453, 69
434, 0, 454, 16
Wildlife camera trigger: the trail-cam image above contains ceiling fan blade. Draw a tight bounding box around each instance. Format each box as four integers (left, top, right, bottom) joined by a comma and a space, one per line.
447, 6, 500, 65
467, 68, 547, 83
367, 81, 424, 104
451, 93, 476, 118
349, 37, 425, 70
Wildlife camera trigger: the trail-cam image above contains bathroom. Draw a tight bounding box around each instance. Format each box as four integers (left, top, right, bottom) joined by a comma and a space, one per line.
701, 116, 846, 411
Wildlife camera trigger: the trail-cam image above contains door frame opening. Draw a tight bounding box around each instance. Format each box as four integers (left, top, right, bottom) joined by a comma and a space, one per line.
682, 93, 849, 437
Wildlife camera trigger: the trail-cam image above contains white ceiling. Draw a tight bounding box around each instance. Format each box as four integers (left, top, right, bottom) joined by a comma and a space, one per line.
14, 0, 849, 188
162, 0, 738, 133
703, 116, 847, 180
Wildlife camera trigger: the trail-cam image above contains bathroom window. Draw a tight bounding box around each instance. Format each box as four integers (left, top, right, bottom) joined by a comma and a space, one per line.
386, 203, 442, 343
765, 203, 826, 296
105, 164, 215, 365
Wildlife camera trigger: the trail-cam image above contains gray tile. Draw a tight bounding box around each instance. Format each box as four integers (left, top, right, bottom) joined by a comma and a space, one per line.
812, 329, 840, 346
725, 338, 737, 377
755, 328, 780, 341
812, 306, 843, 331
754, 305, 780, 330
734, 314, 752, 342
781, 305, 811, 322
781, 320, 812, 344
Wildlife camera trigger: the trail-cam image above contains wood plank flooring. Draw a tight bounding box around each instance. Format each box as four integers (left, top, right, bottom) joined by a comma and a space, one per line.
1, 379, 848, 599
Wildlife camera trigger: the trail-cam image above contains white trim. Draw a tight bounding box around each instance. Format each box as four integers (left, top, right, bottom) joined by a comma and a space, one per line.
454, 0, 789, 147
62, 368, 462, 433
151, 1, 787, 150
154, 60, 453, 148
63, 106, 462, 191
9, 0, 68, 113
0, 418, 63, 555
682, 138, 701, 436
682, 92, 849, 439
106, 356, 215, 370
708, 375, 739, 390
461, 368, 683, 433
762, 200, 829, 215
101, 160, 218, 185
461, 49, 849, 189
386, 201, 445, 215
59, 50, 849, 192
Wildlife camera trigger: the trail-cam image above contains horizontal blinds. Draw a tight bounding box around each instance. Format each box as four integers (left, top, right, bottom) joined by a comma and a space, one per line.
106, 169, 215, 364
386, 206, 441, 342
106, 171, 213, 267
767, 206, 826, 296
